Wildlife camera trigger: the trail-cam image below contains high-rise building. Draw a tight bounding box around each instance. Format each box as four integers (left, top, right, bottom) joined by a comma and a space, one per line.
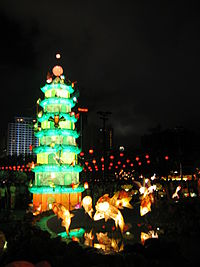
7, 117, 38, 156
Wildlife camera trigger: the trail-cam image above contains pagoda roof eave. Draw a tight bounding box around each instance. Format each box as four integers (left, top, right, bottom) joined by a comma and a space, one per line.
33, 145, 81, 154
39, 97, 75, 108
41, 83, 74, 94
35, 129, 80, 138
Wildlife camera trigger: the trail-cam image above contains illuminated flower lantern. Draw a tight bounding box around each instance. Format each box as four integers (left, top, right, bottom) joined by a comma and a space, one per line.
29, 54, 84, 212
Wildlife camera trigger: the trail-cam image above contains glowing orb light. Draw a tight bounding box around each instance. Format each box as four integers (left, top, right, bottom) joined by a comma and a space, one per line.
52, 65, 63, 76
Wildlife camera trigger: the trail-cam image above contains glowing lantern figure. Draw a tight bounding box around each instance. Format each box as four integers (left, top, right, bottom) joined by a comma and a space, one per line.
172, 185, 181, 199
134, 180, 156, 216
29, 55, 84, 212
141, 230, 158, 245
93, 192, 132, 233
52, 203, 74, 235
82, 196, 93, 218
84, 230, 94, 247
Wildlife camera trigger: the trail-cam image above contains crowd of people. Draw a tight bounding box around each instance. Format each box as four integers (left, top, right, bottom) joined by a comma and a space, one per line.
0, 180, 30, 214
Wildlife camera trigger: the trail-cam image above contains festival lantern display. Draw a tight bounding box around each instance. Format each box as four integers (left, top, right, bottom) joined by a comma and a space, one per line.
81, 191, 133, 233
29, 54, 84, 212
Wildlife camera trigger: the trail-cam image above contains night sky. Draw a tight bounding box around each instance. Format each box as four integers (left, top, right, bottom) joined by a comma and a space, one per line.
0, 0, 200, 148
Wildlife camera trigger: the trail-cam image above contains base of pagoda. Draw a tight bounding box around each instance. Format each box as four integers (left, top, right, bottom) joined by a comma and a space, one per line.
33, 192, 82, 212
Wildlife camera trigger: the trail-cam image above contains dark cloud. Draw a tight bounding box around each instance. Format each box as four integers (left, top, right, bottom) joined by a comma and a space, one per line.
0, 0, 200, 148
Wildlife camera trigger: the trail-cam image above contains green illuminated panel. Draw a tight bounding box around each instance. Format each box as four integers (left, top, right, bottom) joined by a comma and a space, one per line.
38, 113, 77, 123
29, 185, 85, 194
39, 136, 76, 146
33, 145, 81, 154
45, 89, 69, 98
40, 97, 75, 108
41, 83, 74, 94
58, 228, 85, 238
35, 129, 79, 138
33, 164, 83, 173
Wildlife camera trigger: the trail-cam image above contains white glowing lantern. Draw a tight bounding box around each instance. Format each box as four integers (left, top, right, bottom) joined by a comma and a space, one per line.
56, 53, 61, 59
82, 196, 92, 206
139, 187, 145, 194
51, 173, 55, 179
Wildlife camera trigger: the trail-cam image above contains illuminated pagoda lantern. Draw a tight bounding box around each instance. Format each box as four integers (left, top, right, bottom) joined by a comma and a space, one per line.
29, 54, 84, 212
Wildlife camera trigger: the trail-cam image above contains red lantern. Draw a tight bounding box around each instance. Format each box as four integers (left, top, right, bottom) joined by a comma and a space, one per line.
92, 159, 96, 164
147, 160, 150, 164
138, 162, 142, 166
120, 153, 124, 157
110, 155, 114, 160
80, 152, 84, 157
165, 156, 169, 160
126, 159, 130, 163
117, 161, 121, 165
89, 149, 94, 154
145, 154, 149, 159
136, 157, 139, 161
101, 157, 104, 162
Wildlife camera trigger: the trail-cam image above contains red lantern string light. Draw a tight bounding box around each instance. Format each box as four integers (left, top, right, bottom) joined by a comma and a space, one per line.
80, 152, 84, 157
136, 157, 139, 161
130, 163, 134, 167
92, 159, 96, 164
120, 153, 124, 157
115, 166, 118, 169
117, 161, 121, 165
138, 162, 142, 166
145, 154, 149, 159
85, 162, 89, 166
122, 164, 126, 168
89, 149, 94, 154
101, 157, 104, 162
110, 155, 114, 160
126, 159, 130, 163
147, 160, 150, 164
165, 155, 169, 160
110, 162, 113, 166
